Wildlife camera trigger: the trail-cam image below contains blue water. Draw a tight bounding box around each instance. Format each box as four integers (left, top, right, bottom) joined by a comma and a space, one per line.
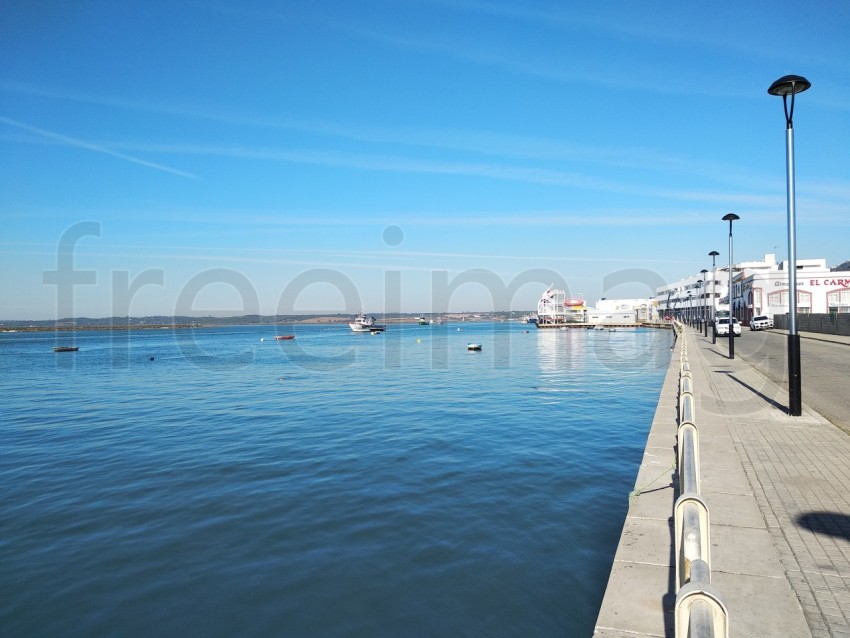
1, 323, 672, 637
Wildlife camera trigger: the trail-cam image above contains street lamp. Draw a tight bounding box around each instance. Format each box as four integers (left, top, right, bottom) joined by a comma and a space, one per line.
709, 251, 720, 343
691, 279, 702, 330
700, 269, 709, 335
722, 213, 739, 359
687, 291, 693, 326
769, 74, 810, 417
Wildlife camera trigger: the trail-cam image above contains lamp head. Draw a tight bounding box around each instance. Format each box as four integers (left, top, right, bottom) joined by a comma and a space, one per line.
722, 213, 740, 222
709, 250, 719, 257
768, 75, 811, 96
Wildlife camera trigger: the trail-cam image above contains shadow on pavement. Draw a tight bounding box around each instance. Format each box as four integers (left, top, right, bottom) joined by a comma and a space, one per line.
718, 371, 788, 413
797, 512, 850, 541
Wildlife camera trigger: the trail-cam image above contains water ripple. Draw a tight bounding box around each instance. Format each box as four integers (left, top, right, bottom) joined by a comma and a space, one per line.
0, 324, 670, 636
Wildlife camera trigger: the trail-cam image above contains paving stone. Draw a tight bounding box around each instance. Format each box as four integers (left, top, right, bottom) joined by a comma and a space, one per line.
596, 327, 850, 637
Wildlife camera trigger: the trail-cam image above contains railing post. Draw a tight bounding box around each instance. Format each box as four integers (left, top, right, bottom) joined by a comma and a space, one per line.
675, 578, 729, 638
674, 495, 711, 589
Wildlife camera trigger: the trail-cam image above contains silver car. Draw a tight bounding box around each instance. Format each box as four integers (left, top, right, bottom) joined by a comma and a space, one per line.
750, 315, 773, 330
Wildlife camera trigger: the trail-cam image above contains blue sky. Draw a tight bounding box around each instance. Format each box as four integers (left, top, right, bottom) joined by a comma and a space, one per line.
2, 0, 849, 320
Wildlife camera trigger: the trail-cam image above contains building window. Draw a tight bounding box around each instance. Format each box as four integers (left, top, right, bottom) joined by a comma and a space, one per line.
828, 289, 850, 313
769, 290, 788, 307
768, 290, 811, 310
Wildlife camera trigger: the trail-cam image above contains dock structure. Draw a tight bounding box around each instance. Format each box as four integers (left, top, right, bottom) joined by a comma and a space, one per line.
595, 325, 850, 637
533, 284, 672, 329
536, 285, 588, 326
534, 322, 645, 329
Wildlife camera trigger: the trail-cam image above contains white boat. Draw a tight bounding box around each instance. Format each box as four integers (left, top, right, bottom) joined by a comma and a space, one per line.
349, 313, 385, 333
467, 343, 482, 351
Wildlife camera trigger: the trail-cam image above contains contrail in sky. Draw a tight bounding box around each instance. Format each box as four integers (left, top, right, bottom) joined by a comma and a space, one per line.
0, 115, 199, 180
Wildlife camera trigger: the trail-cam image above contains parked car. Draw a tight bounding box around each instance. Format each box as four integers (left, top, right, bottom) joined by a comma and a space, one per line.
750, 315, 773, 331
715, 317, 742, 336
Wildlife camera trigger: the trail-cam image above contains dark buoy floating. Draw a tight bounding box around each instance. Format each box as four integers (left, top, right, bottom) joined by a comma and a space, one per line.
150, 356, 155, 361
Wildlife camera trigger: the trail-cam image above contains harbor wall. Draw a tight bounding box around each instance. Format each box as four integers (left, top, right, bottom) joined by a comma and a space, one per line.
593, 326, 680, 635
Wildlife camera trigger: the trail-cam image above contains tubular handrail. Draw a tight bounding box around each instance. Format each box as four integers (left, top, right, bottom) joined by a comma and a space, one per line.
672, 322, 728, 637
678, 424, 699, 494
680, 392, 695, 427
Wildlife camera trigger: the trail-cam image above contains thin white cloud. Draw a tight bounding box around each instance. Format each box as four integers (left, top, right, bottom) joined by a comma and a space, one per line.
109, 139, 797, 208
3, 84, 847, 212
0, 240, 691, 275
420, 0, 850, 72
0, 115, 198, 179
343, 23, 679, 95
0, 80, 812, 189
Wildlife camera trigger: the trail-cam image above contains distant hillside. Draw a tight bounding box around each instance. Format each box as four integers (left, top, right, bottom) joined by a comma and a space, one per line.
832, 259, 850, 272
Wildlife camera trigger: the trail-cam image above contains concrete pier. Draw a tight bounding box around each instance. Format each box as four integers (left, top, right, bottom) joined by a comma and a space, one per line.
594, 327, 850, 637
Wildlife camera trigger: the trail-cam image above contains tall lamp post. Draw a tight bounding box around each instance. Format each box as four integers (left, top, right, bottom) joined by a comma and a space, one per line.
700, 269, 709, 336
687, 291, 693, 326
722, 213, 739, 359
709, 251, 720, 343
691, 279, 702, 330
769, 74, 810, 417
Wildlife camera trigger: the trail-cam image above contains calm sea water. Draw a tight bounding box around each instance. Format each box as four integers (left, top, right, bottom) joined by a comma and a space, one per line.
1, 322, 672, 637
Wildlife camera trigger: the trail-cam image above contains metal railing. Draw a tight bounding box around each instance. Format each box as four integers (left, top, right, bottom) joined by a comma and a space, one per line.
673, 322, 728, 638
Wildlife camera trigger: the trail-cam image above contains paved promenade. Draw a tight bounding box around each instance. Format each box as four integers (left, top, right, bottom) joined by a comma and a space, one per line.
594, 327, 850, 637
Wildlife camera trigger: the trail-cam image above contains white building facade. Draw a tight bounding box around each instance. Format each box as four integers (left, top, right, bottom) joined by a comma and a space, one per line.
654, 273, 724, 323
736, 258, 850, 324
654, 253, 850, 326
591, 298, 654, 323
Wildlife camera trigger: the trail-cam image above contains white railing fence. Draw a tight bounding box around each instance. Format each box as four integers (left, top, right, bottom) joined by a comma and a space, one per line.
673, 321, 728, 638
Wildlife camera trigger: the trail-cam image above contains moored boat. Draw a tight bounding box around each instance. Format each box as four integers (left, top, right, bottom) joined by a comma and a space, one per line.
350, 313, 385, 333
467, 343, 482, 351
274, 335, 295, 340
53, 346, 79, 352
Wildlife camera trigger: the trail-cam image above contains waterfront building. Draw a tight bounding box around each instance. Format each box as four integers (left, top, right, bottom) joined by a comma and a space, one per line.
734, 258, 850, 324
655, 274, 723, 323
653, 254, 776, 322
536, 286, 587, 325
655, 253, 850, 326
588, 298, 654, 325
533, 287, 656, 327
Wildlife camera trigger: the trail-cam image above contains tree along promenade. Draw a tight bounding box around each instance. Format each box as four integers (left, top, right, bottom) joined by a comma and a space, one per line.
594, 326, 850, 637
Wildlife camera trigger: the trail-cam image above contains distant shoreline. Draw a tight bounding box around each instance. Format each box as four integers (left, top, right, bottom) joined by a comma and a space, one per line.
1, 324, 204, 332
0, 313, 521, 332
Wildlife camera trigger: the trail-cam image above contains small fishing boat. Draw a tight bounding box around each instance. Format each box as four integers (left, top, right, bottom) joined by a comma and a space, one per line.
350, 313, 385, 333
53, 346, 79, 352
274, 335, 295, 340
467, 343, 482, 351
